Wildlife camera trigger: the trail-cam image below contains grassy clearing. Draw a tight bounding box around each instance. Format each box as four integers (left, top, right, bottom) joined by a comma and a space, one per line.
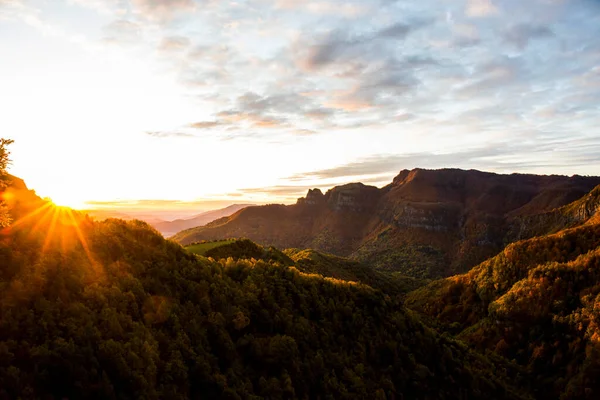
185, 239, 236, 255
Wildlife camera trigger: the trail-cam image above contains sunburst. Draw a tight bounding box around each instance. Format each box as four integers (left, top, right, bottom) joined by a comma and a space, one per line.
5, 196, 100, 270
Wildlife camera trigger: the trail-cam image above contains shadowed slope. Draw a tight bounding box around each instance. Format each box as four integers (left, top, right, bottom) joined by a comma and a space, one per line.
406, 220, 600, 399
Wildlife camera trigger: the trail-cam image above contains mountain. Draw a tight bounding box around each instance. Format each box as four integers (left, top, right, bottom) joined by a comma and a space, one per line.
152, 204, 253, 237
0, 177, 530, 399
173, 168, 600, 278
405, 203, 600, 399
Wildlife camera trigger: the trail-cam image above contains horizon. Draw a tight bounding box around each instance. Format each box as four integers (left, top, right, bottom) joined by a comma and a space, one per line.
2, 0, 600, 209
15, 165, 600, 220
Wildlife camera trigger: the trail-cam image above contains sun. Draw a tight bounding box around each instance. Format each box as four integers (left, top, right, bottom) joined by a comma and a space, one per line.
48, 192, 88, 210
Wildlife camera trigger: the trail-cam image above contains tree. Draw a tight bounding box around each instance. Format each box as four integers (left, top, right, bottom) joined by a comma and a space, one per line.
0, 138, 14, 227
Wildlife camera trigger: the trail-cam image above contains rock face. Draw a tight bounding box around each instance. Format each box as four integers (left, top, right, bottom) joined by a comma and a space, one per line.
173, 168, 600, 278
507, 184, 600, 241
326, 183, 380, 212
575, 186, 600, 221
297, 188, 325, 206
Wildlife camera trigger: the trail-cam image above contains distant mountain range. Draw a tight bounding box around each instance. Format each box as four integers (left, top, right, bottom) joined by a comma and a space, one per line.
172, 168, 600, 278
85, 204, 254, 237
152, 204, 254, 237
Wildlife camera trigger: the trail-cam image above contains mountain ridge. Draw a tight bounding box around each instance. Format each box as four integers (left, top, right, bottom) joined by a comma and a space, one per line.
173, 168, 600, 278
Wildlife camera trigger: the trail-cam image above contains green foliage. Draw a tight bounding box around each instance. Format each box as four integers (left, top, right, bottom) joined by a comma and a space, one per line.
286, 248, 428, 295
184, 239, 237, 255
0, 190, 529, 399
203, 239, 294, 265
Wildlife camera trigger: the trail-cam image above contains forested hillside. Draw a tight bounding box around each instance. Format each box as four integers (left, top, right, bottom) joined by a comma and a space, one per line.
406, 222, 600, 399
173, 169, 600, 279
0, 173, 529, 399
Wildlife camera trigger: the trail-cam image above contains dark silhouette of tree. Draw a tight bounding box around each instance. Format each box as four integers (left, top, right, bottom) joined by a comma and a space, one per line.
0, 138, 14, 227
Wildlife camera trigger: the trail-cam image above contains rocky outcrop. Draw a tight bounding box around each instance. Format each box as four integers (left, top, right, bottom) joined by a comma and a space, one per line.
297, 188, 325, 206
325, 183, 380, 212
507, 185, 600, 241
574, 186, 600, 221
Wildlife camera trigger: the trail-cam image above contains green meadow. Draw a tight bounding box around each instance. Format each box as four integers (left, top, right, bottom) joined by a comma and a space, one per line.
184, 239, 236, 255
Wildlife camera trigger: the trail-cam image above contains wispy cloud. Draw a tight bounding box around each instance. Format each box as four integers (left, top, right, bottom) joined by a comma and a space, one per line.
502, 24, 554, 50
145, 131, 195, 138
466, 0, 498, 17
131, 0, 196, 21
157, 35, 191, 52
102, 19, 142, 45
288, 139, 600, 183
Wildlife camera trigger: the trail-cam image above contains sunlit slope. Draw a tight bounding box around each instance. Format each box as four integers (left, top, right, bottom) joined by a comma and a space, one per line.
0, 178, 532, 399
286, 248, 428, 295
406, 221, 600, 399
183, 238, 425, 295
173, 169, 600, 279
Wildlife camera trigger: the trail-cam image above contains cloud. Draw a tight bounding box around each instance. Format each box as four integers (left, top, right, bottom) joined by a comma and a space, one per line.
0, 0, 22, 7
131, 0, 196, 21
186, 90, 332, 134
288, 155, 410, 181
456, 56, 527, 97
288, 136, 600, 183
61, 0, 600, 175
451, 23, 481, 47
0, 0, 26, 21
188, 121, 225, 129
240, 185, 311, 198
67, 0, 124, 15
157, 35, 191, 52
466, 0, 498, 17
297, 19, 432, 71
294, 129, 318, 135
503, 24, 554, 49
274, 0, 369, 17
145, 131, 195, 138
304, 108, 335, 120
102, 19, 142, 45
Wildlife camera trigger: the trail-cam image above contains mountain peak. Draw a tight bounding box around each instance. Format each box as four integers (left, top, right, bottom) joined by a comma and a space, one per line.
297, 188, 325, 206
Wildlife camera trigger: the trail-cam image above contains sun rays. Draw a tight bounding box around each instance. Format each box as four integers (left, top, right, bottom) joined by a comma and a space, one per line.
4, 196, 100, 271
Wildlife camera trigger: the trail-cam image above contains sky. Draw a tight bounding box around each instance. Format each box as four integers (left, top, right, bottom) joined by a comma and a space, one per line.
1, 0, 600, 213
